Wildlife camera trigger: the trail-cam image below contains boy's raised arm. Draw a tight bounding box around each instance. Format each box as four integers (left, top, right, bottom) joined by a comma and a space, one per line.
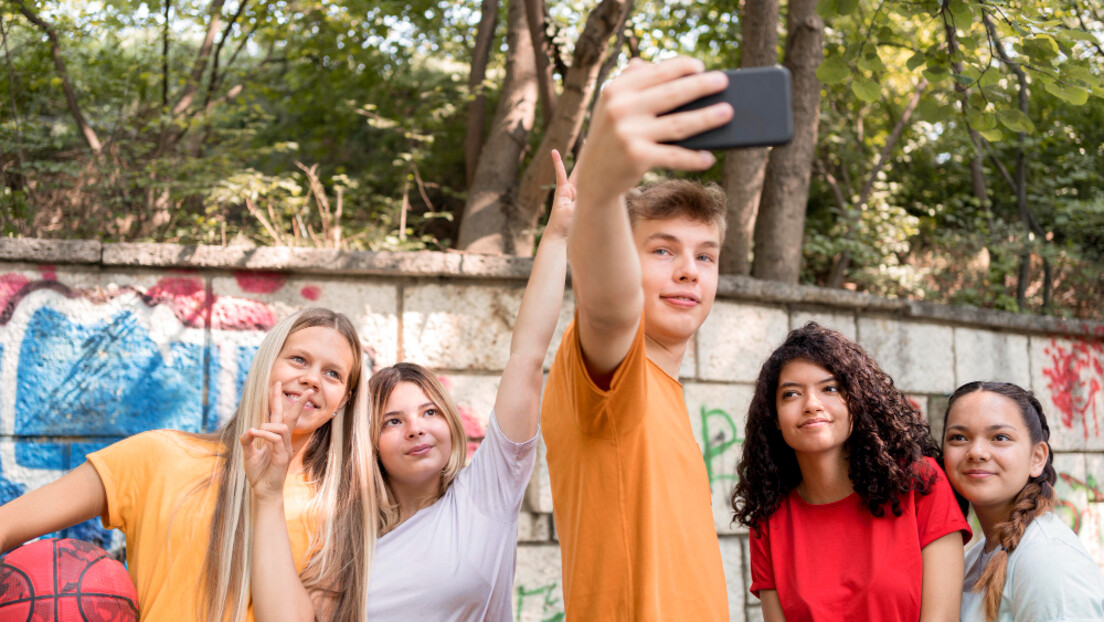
567, 58, 731, 386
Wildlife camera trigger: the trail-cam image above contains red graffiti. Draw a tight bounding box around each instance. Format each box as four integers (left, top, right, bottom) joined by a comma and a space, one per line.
0, 273, 31, 311
301, 285, 321, 301
234, 271, 287, 294
459, 405, 487, 459
37, 265, 56, 280
1042, 338, 1103, 440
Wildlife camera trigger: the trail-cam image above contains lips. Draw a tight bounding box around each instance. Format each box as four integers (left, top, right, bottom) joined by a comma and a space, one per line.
661, 292, 700, 308
407, 443, 434, 456
284, 392, 319, 409
799, 418, 830, 428
962, 469, 995, 478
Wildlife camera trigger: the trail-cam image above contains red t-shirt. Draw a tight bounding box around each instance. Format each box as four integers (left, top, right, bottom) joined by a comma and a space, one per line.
749, 457, 970, 621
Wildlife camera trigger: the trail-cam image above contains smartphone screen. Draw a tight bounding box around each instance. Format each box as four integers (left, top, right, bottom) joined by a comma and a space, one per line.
665, 66, 794, 151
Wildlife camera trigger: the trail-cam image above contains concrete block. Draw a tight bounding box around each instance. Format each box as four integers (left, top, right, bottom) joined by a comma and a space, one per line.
684, 382, 755, 534
514, 544, 565, 622
720, 535, 747, 620
928, 394, 951, 443
1029, 335, 1104, 452
745, 606, 763, 622
403, 283, 521, 371
0, 238, 100, 264
434, 374, 500, 460
953, 328, 1030, 388
790, 310, 856, 341
1053, 453, 1104, 568
698, 302, 789, 383
857, 318, 954, 394
517, 512, 552, 543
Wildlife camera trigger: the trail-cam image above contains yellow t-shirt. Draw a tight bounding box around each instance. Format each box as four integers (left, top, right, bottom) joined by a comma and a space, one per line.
541, 317, 728, 621
87, 430, 314, 621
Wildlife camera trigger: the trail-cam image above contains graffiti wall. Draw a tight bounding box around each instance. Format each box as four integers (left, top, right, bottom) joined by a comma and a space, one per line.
1, 240, 1102, 621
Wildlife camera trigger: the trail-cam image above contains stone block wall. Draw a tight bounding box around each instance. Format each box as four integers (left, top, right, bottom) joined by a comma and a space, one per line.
2, 239, 1103, 621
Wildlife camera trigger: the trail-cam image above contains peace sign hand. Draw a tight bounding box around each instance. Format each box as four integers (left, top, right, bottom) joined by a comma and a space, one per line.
240, 381, 314, 502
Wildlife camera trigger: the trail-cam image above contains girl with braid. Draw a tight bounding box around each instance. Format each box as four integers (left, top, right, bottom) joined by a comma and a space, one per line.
732, 323, 971, 621
942, 381, 1104, 621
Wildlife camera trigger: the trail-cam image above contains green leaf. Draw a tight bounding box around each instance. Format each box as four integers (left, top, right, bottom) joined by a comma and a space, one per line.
816, 0, 839, 18
858, 52, 886, 74
837, 0, 859, 16
816, 56, 850, 85
907, 53, 927, 72
947, 0, 973, 27
967, 108, 996, 131
978, 128, 1004, 142
997, 109, 1035, 133
979, 70, 1001, 88
1045, 81, 1090, 106
953, 74, 975, 86
1060, 29, 1101, 44
851, 78, 882, 102
915, 98, 951, 123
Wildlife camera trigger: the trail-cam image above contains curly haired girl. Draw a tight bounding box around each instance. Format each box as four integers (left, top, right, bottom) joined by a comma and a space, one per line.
942, 381, 1104, 621
731, 322, 971, 621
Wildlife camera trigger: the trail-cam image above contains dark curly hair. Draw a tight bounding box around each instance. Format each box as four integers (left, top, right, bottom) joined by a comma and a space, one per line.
731, 322, 939, 532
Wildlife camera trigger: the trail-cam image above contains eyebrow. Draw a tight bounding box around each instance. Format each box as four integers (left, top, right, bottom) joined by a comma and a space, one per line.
383, 402, 437, 418
778, 376, 836, 389
945, 423, 1018, 433
644, 232, 721, 249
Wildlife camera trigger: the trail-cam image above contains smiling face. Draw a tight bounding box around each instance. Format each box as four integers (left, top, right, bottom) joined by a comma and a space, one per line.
943, 390, 1049, 513
775, 359, 852, 460
377, 381, 454, 493
268, 325, 355, 440
633, 216, 721, 347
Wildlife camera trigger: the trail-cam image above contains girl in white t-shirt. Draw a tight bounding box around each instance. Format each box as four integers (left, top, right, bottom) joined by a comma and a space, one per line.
246, 151, 574, 621
942, 381, 1104, 621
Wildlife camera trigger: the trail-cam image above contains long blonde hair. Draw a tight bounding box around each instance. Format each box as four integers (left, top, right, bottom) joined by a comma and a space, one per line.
198, 307, 379, 622
367, 362, 468, 535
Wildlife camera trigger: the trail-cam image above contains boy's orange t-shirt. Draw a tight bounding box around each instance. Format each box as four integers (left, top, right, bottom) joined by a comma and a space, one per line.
87, 430, 314, 621
541, 317, 728, 621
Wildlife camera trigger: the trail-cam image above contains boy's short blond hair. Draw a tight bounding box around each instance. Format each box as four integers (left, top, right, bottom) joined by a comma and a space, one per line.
625, 179, 727, 240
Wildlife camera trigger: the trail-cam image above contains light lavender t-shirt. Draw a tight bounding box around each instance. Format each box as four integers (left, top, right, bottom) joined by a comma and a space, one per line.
961, 512, 1104, 621
364, 412, 538, 621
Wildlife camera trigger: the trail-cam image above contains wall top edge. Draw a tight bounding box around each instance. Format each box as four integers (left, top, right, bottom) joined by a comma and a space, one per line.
2, 238, 1102, 338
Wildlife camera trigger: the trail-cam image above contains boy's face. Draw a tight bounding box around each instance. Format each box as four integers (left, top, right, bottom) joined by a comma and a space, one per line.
633, 215, 721, 347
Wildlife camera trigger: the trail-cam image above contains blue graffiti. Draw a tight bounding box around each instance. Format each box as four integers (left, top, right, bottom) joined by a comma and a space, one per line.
14, 308, 220, 448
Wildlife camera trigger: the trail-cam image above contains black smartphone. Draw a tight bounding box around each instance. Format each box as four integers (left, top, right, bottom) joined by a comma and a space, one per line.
665, 66, 794, 150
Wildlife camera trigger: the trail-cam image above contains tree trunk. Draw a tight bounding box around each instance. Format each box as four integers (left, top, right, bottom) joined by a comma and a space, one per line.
463, 0, 499, 188
752, 0, 823, 283
721, 0, 779, 275
506, 0, 633, 256
456, 0, 539, 254
524, 0, 558, 126
14, 1, 102, 153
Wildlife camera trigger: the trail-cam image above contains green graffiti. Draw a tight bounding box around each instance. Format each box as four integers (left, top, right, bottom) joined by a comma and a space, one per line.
1056, 472, 1104, 540
515, 582, 565, 622
699, 405, 743, 488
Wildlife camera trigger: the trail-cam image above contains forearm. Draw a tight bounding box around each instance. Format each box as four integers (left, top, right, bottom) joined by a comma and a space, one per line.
495, 233, 567, 441
250, 496, 316, 622
566, 191, 642, 333
919, 533, 964, 622
0, 462, 106, 553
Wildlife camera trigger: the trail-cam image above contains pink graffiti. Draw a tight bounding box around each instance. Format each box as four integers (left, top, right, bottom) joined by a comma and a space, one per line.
38, 265, 56, 280
0, 272, 277, 331
1042, 338, 1103, 440
0, 273, 31, 311
235, 270, 287, 294
301, 285, 321, 301
459, 406, 487, 458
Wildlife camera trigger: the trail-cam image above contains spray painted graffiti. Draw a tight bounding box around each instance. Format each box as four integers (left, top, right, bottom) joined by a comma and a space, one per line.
699, 405, 743, 489
1042, 338, 1103, 441
1056, 472, 1104, 541
515, 582, 565, 622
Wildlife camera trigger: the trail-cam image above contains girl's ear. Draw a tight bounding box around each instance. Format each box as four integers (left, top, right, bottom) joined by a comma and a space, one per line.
1029, 441, 1050, 478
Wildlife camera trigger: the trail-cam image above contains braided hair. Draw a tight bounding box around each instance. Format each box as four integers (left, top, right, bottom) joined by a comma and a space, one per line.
731, 322, 939, 532
942, 381, 1057, 622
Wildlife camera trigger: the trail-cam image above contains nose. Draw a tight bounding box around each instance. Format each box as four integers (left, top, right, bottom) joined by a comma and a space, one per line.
965, 439, 989, 462
803, 391, 824, 413
675, 255, 699, 282
299, 366, 321, 391
405, 417, 426, 439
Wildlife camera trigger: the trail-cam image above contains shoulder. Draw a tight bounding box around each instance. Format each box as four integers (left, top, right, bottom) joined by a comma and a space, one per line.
1011, 513, 1099, 573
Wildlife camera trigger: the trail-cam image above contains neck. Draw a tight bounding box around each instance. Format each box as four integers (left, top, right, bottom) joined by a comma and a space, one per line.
974, 502, 1016, 551
795, 451, 853, 504
389, 478, 442, 524
644, 334, 687, 380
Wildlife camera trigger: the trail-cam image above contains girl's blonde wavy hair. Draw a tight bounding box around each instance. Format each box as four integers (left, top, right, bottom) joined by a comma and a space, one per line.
195, 307, 378, 622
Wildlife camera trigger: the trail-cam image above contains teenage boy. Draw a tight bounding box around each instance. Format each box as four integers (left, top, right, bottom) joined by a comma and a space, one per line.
541, 57, 733, 621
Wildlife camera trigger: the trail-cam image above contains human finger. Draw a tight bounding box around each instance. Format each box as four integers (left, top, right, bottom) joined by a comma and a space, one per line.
654, 100, 733, 144
551, 150, 570, 191
282, 388, 313, 430
269, 381, 284, 425
613, 56, 704, 93
637, 142, 717, 172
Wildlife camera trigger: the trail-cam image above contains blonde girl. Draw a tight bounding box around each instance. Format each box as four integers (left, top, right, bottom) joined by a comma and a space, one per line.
0, 307, 375, 622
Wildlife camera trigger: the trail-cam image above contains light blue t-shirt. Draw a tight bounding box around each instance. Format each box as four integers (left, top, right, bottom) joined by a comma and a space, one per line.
364, 412, 538, 621
962, 512, 1104, 621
